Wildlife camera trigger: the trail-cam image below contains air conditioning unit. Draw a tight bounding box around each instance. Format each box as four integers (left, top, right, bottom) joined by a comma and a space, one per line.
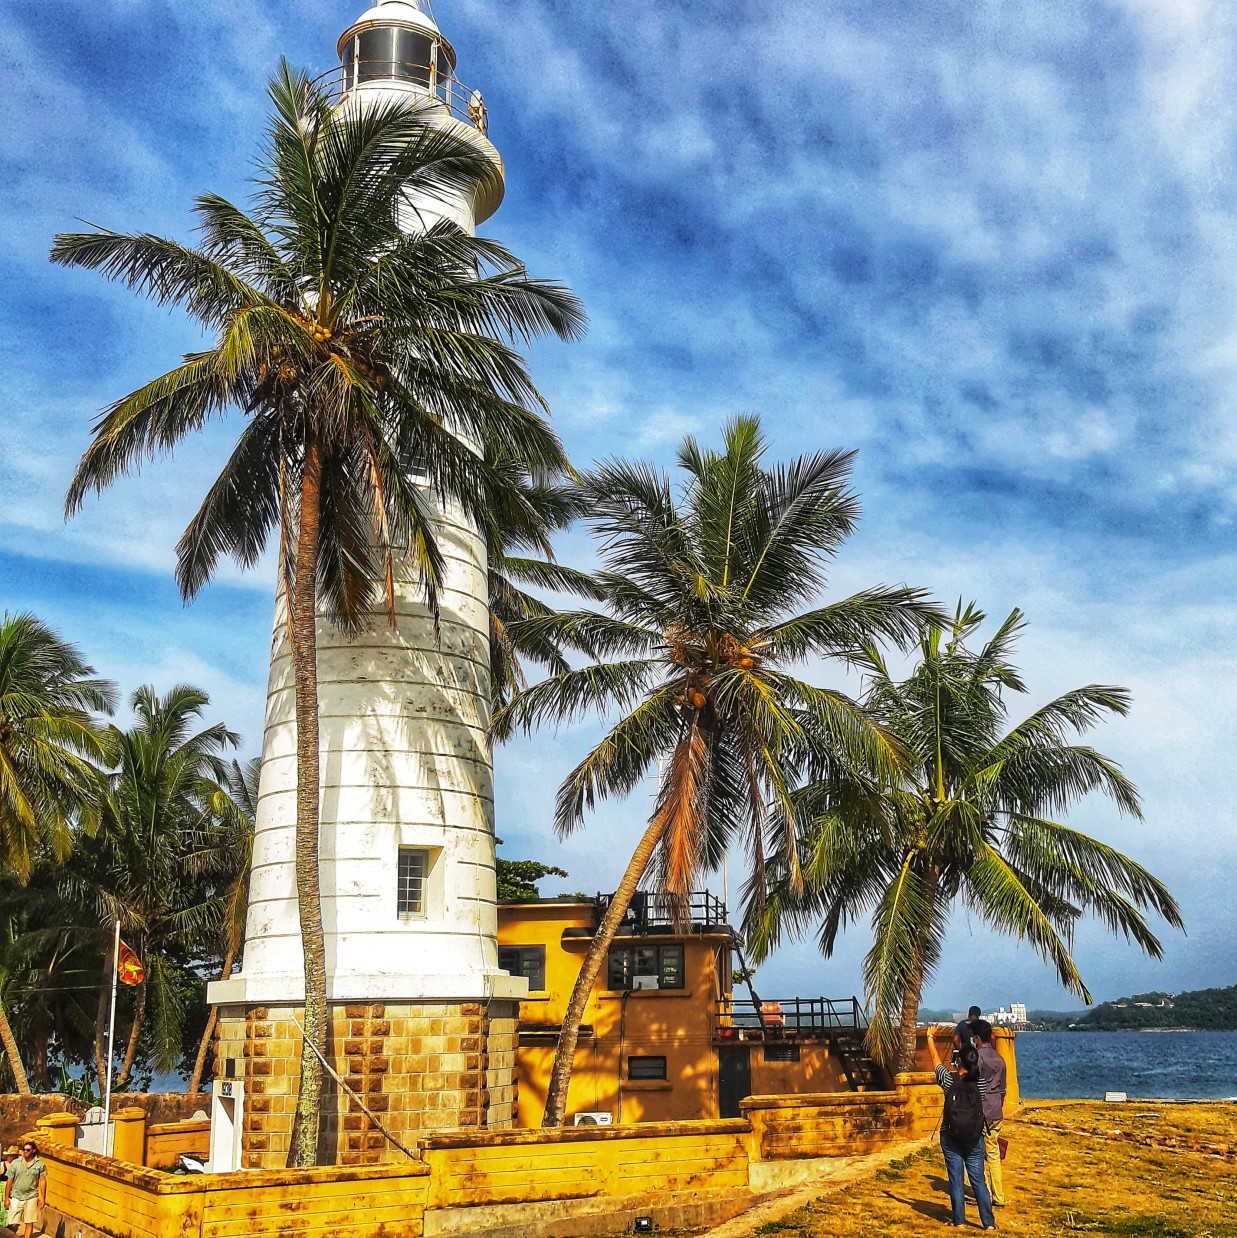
572, 1111, 613, 1126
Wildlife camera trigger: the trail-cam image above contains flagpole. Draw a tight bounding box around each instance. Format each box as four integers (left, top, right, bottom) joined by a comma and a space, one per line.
103, 920, 120, 1141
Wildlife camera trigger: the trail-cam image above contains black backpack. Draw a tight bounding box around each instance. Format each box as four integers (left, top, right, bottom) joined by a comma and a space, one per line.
943, 1076, 986, 1148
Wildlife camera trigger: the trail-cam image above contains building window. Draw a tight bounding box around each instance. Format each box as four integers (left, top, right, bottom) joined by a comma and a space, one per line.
627, 1056, 667, 1081
498, 945, 546, 991
763, 1044, 801, 1064
607, 944, 684, 991
397, 847, 429, 918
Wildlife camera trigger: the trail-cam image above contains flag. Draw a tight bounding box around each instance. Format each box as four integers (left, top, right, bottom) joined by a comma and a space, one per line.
117, 941, 145, 986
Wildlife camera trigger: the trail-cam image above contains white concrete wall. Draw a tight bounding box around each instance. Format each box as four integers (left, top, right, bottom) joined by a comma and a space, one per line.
210, 41, 522, 1008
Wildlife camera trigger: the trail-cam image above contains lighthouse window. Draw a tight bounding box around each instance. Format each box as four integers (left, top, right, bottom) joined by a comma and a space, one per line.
397, 847, 429, 917
393, 28, 435, 83
356, 29, 395, 80
353, 27, 436, 86
498, 945, 546, 992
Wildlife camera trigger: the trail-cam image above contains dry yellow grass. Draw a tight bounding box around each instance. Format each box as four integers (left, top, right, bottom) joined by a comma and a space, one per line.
694, 1101, 1237, 1238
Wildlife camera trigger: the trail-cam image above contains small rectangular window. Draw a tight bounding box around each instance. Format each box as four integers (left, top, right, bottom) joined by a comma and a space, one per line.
397, 848, 429, 918
763, 1044, 801, 1064
628, 1055, 667, 1081
498, 945, 546, 991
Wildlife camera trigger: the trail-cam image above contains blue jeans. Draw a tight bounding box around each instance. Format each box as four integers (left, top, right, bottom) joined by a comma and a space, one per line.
941, 1131, 996, 1227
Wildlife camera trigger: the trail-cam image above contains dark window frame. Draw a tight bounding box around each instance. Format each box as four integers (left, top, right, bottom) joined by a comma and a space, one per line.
606, 943, 685, 991
627, 1055, 668, 1081
498, 944, 546, 992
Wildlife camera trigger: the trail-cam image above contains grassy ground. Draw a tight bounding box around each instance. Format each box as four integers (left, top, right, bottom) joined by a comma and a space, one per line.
682, 1101, 1237, 1238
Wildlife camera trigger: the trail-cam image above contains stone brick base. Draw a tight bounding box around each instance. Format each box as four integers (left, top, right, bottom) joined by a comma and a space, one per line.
213, 999, 519, 1169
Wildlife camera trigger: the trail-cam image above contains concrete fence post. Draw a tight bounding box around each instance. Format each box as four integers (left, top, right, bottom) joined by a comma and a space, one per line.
33, 1112, 79, 1148
111, 1106, 147, 1166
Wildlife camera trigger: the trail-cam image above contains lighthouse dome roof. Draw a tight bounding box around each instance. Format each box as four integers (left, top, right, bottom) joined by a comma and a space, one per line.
338, 0, 455, 66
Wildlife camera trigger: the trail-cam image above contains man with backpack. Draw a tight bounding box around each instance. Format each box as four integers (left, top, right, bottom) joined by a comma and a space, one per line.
928, 1026, 997, 1230
972, 1019, 1008, 1207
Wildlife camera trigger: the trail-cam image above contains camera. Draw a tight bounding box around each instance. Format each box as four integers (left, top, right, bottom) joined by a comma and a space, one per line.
950, 1048, 961, 1068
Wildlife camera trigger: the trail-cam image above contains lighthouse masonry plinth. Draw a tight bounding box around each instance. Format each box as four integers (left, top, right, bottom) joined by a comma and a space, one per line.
206, 0, 526, 1170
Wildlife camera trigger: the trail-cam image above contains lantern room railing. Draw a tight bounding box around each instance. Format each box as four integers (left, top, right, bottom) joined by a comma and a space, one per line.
314, 62, 490, 134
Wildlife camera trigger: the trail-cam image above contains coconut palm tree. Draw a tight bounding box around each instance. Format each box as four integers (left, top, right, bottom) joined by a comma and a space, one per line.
496, 416, 937, 1125
0, 613, 114, 1092
190, 757, 259, 1094
53, 64, 582, 1163
68, 685, 244, 1089
747, 603, 1185, 1071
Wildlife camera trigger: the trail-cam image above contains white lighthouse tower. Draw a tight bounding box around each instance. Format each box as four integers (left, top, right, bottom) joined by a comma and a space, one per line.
209, 0, 525, 1170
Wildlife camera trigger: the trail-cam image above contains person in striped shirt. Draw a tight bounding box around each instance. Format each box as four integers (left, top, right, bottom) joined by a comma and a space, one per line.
928, 1027, 997, 1229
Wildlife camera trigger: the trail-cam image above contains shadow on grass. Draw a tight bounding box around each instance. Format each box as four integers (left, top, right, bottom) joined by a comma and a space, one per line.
881, 1190, 952, 1224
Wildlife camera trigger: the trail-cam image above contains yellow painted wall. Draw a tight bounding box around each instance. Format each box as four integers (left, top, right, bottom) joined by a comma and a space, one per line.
145, 1120, 212, 1170
749, 1043, 848, 1096
499, 902, 729, 1126
38, 1080, 952, 1238
419, 1120, 751, 1210
34, 1139, 431, 1238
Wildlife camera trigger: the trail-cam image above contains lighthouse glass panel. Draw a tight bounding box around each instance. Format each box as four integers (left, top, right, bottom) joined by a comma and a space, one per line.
351, 27, 435, 86
396, 847, 429, 918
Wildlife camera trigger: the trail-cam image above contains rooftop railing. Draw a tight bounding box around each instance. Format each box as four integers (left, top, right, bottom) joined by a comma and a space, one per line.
715, 995, 866, 1042
313, 62, 490, 134
594, 890, 730, 933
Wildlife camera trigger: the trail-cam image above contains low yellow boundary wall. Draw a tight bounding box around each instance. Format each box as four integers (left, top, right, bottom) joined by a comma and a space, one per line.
33, 1074, 943, 1238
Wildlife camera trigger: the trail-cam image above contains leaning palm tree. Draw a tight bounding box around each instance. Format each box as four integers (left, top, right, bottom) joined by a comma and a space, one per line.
496, 416, 937, 1125
67, 685, 243, 1089
0, 613, 114, 1092
53, 64, 582, 1163
747, 603, 1185, 1071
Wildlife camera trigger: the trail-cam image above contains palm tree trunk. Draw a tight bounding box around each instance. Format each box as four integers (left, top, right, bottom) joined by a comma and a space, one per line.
541, 814, 667, 1128
897, 955, 924, 1073
189, 945, 236, 1094
287, 434, 328, 1169
115, 981, 145, 1091
0, 999, 30, 1095
897, 863, 939, 1072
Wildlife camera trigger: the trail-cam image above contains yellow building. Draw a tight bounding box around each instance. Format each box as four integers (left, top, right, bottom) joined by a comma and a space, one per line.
497, 892, 881, 1127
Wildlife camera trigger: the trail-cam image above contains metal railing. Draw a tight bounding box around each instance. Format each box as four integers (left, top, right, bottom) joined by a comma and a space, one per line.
714, 995, 866, 1041
595, 890, 730, 932
313, 62, 490, 134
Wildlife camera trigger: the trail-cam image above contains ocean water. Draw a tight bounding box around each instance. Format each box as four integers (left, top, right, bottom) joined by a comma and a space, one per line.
1015, 1030, 1237, 1101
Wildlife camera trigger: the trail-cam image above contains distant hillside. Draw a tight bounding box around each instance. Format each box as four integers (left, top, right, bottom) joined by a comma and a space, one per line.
1075, 984, 1237, 1031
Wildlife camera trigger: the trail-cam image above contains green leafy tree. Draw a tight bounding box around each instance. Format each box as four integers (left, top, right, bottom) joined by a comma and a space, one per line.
0, 613, 114, 1092
494, 841, 569, 904
68, 685, 244, 1090
53, 66, 582, 1162
497, 416, 935, 1125
190, 757, 259, 1093
748, 603, 1184, 1070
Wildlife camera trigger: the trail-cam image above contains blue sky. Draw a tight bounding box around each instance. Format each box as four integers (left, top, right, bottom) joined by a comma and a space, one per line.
4, 0, 1236, 1013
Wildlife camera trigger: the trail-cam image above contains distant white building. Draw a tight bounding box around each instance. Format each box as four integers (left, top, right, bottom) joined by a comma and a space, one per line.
984, 1003, 1028, 1027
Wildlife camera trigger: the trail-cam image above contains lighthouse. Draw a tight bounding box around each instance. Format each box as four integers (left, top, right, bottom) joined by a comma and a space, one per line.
208, 0, 525, 1170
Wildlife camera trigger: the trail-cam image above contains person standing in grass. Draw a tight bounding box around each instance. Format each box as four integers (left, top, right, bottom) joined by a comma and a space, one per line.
973, 1019, 1007, 1208
4, 1140, 46, 1238
927, 1028, 997, 1230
